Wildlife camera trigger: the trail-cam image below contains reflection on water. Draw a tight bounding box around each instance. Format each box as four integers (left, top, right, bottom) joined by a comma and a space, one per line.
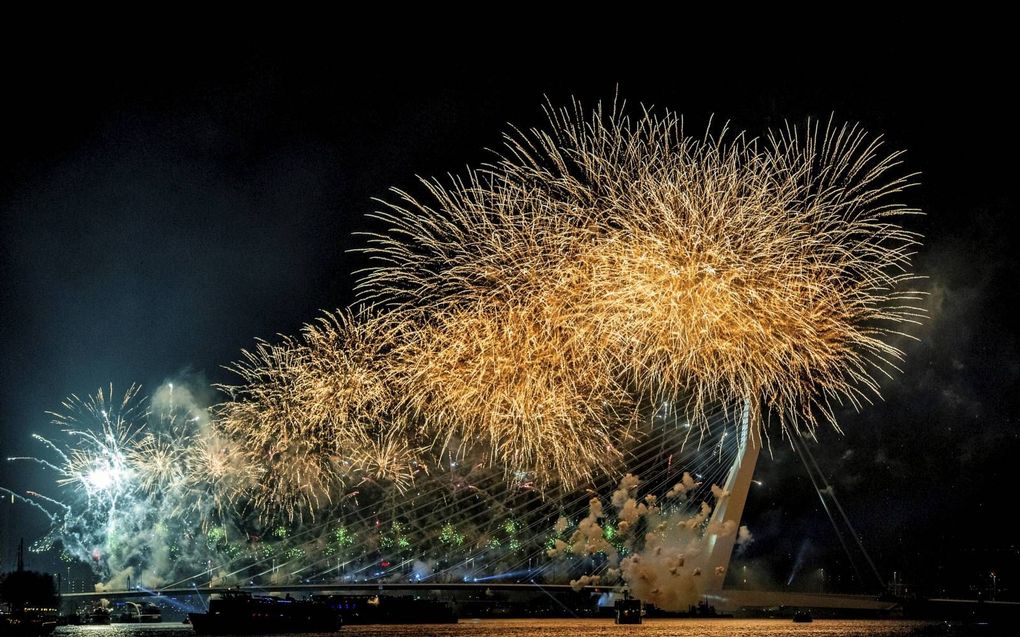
56, 619, 933, 637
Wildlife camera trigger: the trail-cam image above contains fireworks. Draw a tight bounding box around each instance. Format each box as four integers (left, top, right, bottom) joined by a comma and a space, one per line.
215, 310, 424, 521
8, 385, 223, 588
175, 101, 923, 509
360, 102, 922, 471
49, 385, 145, 500
6, 98, 922, 591
389, 299, 633, 488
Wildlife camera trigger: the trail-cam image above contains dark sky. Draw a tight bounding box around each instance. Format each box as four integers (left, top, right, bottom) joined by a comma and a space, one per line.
1, 42, 1016, 598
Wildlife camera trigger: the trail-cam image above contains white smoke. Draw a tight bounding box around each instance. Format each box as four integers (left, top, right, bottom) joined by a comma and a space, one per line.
554, 516, 569, 533
735, 525, 754, 556
552, 471, 741, 611
71, 377, 220, 591
411, 559, 434, 581
570, 574, 601, 591
612, 473, 640, 508
705, 519, 737, 536
665, 472, 700, 499
151, 381, 211, 430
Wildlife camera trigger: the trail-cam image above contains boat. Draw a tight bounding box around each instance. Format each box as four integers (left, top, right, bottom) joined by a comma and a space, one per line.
615, 598, 642, 624
793, 609, 813, 623
188, 591, 341, 635
115, 601, 162, 623
644, 598, 733, 618
82, 604, 111, 625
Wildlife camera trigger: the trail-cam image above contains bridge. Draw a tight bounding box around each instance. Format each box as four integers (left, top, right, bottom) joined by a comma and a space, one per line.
62, 581, 902, 615
60, 404, 903, 615
62, 582, 596, 601
45, 397, 934, 619
63, 582, 906, 615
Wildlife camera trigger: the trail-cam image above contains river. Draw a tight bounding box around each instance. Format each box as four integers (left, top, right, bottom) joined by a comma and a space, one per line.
56, 619, 938, 636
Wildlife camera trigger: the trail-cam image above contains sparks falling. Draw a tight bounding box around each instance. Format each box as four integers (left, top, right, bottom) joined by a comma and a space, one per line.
358, 101, 922, 480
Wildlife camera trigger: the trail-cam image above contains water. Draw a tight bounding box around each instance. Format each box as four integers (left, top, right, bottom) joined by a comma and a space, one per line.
55, 619, 936, 637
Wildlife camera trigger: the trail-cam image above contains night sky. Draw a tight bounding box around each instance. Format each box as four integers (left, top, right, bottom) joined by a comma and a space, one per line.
1, 43, 1016, 598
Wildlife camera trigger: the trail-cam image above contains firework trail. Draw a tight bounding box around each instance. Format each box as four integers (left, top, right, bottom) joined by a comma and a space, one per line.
1, 487, 57, 520
5, 456, 62, 472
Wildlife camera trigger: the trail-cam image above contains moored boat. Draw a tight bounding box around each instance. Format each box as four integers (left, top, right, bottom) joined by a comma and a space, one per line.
115, 601, 162, 623
615, 598, 642, 624
82, 604, 111, 625
188, 591, 341, 635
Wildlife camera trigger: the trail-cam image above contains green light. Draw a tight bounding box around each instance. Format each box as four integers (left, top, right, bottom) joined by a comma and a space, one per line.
333, 526, 354, 548
439, 523, 464, 546
206, 526, 227, 549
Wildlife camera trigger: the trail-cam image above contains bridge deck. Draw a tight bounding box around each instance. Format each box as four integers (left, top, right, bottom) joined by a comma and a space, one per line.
62, 582, 597, 600
714, 589, 897, 611
65, 582, 897, 613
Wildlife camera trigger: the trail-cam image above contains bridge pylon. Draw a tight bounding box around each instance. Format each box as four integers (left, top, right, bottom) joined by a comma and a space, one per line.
702, 400, 759, 594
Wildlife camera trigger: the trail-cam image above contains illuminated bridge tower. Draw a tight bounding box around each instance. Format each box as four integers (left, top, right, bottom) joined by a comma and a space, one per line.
701, 400, 760, 593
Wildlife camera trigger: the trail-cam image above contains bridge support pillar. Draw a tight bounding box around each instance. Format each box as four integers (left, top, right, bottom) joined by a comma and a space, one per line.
702, 401, 759, 594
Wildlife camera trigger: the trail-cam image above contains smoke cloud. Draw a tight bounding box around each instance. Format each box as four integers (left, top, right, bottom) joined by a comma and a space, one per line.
550, 472, 742, 611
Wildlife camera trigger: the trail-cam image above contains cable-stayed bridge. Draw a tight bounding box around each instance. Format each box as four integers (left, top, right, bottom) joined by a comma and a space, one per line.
56, 402, 905, 614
